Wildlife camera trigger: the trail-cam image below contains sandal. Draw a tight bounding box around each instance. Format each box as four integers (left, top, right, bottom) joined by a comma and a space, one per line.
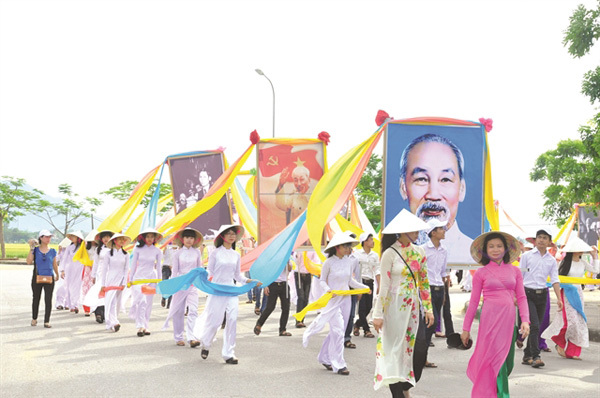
190, 340, 200, 348
344, 341, 356, 349
44, 323, 52, 328
337, 367, 350, 376
542, 347, 552, 352
364, 331, 375, 338
531, 358, 545, 368
137, 329, 145, 337
201, 349, 209, 359
114, 324, 120, 332
279, 331, 292, 336
353, 327, 360, 336
424, 361, 437, 368
569, 356, 582, 360
31, 319, 37, 326
516, 340, 523, 349
144, 330, 151, 336
435, 332, 446, 338
254, 325, 261, 336
56, 306, 64, 310
176, 341, 185, 346
522, 357, 533, 365
322, 363, 333, 371
556, 345, 566, 358
254, 308, 261, 315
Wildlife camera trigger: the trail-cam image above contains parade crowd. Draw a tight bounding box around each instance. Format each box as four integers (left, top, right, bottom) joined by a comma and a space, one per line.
27, 210, 598, 398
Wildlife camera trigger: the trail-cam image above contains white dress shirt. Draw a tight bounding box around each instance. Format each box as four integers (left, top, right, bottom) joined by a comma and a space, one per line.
421, 240, 447, 287
520, 248, 560, 289
354, 249, 380, 281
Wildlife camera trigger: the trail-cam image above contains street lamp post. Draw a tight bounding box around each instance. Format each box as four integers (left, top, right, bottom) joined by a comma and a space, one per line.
255, 69, 275, 138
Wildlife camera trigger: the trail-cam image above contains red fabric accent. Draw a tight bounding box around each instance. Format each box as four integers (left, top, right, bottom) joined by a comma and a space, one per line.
83, 305, 90, 312
250, 130, 260, 144
551, 290, 582, 357
317, 131, 330, 145
141, 285, 156, 295
479, 118, 493, 133
258, 144, 324, 180
375, 110, 390, 126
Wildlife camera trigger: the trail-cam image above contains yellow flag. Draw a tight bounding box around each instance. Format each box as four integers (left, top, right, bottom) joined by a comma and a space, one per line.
73, 243, 93, 267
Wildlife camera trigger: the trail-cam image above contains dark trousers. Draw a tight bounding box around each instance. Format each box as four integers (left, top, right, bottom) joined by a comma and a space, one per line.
256, 282, 290, 333
389, 311, 427, 396
355, 279, 374, 332
94, 305, 105, 322
294, 272, 312, 322
522, 288, 547, 360
344, 294, 357, 342
161, 266, 172, 308
32, 279, 54, 323
441, 283, 455, 335
425, 286, 445, 348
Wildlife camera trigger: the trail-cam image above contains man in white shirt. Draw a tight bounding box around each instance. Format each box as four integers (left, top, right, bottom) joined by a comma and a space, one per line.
421, 219, 450, 368
519, 229, 563, 368
352, 233, 380, 338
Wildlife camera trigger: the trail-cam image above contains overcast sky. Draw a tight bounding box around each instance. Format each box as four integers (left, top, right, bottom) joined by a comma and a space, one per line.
1, 0, 598, 236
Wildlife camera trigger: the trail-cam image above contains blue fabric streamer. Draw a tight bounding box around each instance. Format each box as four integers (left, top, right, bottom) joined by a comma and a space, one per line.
249, 211, 306, 286
561, 283, 587, 322
141, 162, 166, 230
157, 267, 258, 297
234, 178, 257, 221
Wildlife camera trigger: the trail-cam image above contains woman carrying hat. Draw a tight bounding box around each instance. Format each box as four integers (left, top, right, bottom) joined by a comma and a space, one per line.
89, 230, 114, 323
26, 230, 59, 327
372, 210, 434, 398
195, 224, 262, 364
541, 236, 599, 360
302, 231, 368, 376
130, 228, 163, 337
461, 231, 530, 398
59, 231, 86, 314
101, 233, 131, 332
162, 227, 204, 347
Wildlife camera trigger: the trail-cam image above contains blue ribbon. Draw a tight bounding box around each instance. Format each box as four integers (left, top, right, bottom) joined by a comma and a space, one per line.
561, 283, 587, 322
158, 267, 257, 297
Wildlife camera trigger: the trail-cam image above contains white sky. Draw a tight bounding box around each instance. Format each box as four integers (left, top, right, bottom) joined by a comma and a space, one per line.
1, 0, 598, 236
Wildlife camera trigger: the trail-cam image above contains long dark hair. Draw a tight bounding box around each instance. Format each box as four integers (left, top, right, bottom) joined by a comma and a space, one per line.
380, 234, 398, 255
137, 233, 157, 248
215, 227, 237, 250
86, 241, 96, 251
97, 232, 114, 255
558, 252, 573, 276
324, 246, 337, 258
481, 233, 510, 265
71, 238, 82, 250
110, 246, 128, 256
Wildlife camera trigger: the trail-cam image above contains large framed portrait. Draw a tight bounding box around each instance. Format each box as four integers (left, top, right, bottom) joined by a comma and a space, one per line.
167, 152, 232, 239
578, 205, 600, 246
382, 120, 486, 265
256, 140, 326, 244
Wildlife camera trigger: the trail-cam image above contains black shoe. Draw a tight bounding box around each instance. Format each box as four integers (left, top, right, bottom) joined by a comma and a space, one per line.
114, 324, 120, 332
225, 357, 239, 364
137, 330, 144, 337
201, 349, 209, 359
429, 341, 435, 347
161, 298, 166, 308
337, 367, 350, 375
95, 314, 103, 324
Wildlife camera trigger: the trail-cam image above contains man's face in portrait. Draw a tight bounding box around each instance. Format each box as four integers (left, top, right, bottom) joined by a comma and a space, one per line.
199, 171, 210, 188
292, 167, 310, 194
400, 141, 466, 229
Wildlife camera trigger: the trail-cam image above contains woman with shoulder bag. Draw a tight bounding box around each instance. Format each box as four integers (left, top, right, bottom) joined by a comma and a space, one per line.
26, 230, 59, 328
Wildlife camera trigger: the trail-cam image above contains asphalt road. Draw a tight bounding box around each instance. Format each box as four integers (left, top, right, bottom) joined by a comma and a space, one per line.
1, 264, 599, 397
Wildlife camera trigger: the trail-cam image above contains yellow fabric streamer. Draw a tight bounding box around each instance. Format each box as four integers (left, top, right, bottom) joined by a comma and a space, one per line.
158, 145, 255, 237
303, 251, 323, 277
125, 193, 173, 241
245, 176, 256, 207
98, 165, 161, 233
483, 133, 499, 231
73, 243, 93, 267
554, 207, 577, 244
128, 279, 162, 287
556, 275, 600, 285
293, 288, 370, 321
231, 179, 257, 240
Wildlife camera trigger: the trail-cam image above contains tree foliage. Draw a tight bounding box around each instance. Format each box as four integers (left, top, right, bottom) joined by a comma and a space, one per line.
355, 154, 383, 230
0, 176, 42, 258
33, 184, 103, 238
531, 2, 600, 225
101, 180, 173, 212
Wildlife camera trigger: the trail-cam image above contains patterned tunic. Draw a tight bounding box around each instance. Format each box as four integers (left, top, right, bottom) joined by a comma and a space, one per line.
373, 241, 432, 390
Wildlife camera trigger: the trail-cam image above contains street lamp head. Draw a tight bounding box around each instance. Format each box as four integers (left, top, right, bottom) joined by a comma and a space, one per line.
255, 69, 265, 76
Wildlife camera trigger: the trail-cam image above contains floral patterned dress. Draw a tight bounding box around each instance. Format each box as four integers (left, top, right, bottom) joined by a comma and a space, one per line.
373, 241, 431, 390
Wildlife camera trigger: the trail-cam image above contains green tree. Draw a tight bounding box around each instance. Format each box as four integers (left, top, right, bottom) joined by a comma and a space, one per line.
101, 181, 172, 212
531, 2, 600, 225
355, 154, 382, 230
0, 176, 42, 258
33, 184, 103, 238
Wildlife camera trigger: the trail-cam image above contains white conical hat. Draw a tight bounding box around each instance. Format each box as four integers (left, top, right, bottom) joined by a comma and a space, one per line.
216, 224, 245, 242
173, 227, 204, 248
59, 237, 71, 248
66, 230, 85, 242
107, 233, 132, 248
325, 231, 360, 251
382, 209, 429, 234
94, 230, 115, 244
561, 235, 593, 253
137, 227, 164, 242
84, 229, 98, 242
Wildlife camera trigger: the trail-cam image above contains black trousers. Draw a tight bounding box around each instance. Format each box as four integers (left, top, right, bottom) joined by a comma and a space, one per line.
257, 282, 290, 333
523, 288, 547, 360
32, 278, 54, 323
389, 311, 427, 396
355, 279, 374, 332
441, 283, 455, 335
294, 272, 312, 322
425, 286, 445, 348
162, 266, 172, 307
94, 305, 105, 321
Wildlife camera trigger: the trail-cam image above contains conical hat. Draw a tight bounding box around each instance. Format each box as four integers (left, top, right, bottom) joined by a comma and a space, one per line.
94, 230, 115, 245
325, 231, 360, 251
107, 233, 132, 248
382, 209, 429, 234
84, 229, 98, 242
470, 231, 521, 265
561, 236, 593, 253
216, 224, 245, 242
173, 227, 204, 248
66, 230, 85, 242
58, 237, 71, 248
137, 227, 164, 242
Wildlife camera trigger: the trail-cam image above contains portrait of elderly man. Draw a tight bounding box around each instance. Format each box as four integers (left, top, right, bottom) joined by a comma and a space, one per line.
275, 164, 316, 224
399, 133, 474, 264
